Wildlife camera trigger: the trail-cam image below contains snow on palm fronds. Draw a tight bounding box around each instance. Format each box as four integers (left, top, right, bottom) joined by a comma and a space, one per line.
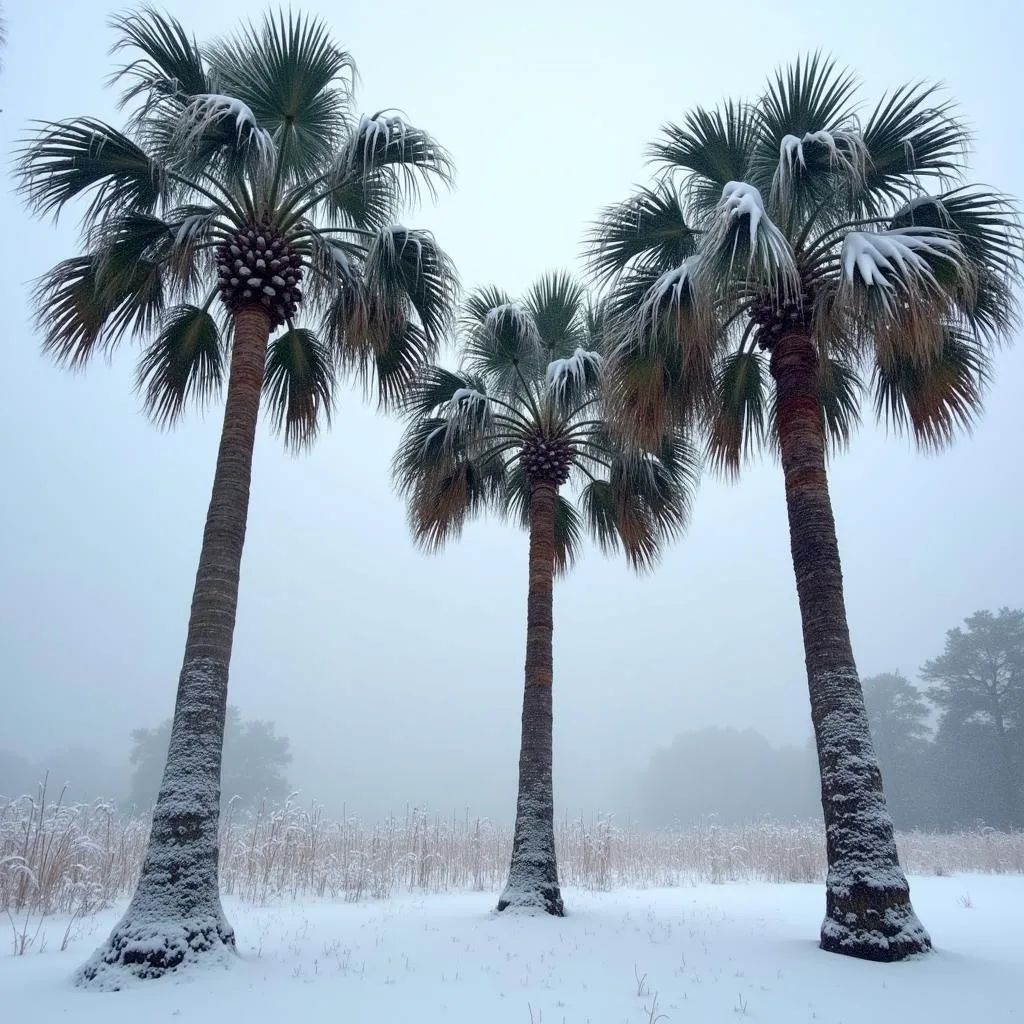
624, 257, 716, 357
175, 93, 276, 168
545, 347, 602, 407
774, 129, 869, 207
703, 182, 799, 297
840, 228, 970, 307
485, 302, 541, 349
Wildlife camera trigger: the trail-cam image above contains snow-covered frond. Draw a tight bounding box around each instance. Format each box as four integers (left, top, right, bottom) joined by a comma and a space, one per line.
773, 128, 869, 208
345, 113, 452, 195
626, 257, 709, 349
840, 227, 968, 297
461, 298, 544, 394
701, 181, 799, 299
443, 386, 494, 443
840, 227, 974, 364
174, 93, 276, 172
545, 347, 602, 409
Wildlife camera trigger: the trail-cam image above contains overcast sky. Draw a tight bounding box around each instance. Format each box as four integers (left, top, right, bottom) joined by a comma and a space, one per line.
0, 0, 1021, 819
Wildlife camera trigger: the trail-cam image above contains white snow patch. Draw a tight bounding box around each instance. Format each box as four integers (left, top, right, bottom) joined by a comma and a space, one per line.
841, 228, 962, 290
178, 94, 276, 167
544, 347, 602, 405
2, 876, 1021, 1021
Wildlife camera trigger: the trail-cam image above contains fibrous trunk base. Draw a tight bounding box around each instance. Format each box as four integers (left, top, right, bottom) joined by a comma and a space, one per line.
820, 883, 931, 962
76, 911, 235, 989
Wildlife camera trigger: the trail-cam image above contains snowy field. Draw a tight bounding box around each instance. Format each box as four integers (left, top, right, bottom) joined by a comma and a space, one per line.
1, 874, 1020, 1023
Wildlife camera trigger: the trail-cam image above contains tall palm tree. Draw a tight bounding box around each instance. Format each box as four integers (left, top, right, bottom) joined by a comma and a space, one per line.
18, 9, 455, 984
394, 273, 698, 915
589, 55, 1020, 960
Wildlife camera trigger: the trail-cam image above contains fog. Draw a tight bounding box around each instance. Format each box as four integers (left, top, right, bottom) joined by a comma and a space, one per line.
1, 0, 1021, 825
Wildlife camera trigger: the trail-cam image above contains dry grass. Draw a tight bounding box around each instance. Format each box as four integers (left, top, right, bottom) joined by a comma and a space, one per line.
3, 785, 1022, 922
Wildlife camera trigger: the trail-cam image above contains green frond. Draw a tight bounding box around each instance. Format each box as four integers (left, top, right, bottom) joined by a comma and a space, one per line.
525, 270, 587, 357
17, 118, 165, 226
648, 101, 757, 219
208, 9, 356, 182
502, 465, 584, 575
545, 346, 603, 413
706, 349, 770, 477
109, 7, 209, 113
33, 224, 167, 366
263, 327, 335, 449
816, 353, 864, 455
586, 183, 699, 285
859, 83, 967, 213
890, 188, 1023, 341
136, 304, 223, 425
872, 325, 989, 451
368, 319, 437, 409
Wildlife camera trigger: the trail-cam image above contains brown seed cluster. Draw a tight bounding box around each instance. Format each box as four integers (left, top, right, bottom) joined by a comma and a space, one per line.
521, 434, 573, 486
216, 217, 304, 328
752, 269, 817, 351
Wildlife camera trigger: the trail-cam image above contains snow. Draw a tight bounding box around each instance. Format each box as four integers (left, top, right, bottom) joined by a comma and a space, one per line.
544, 348, 602, 406
719, 182, 773, 250
179, 94, 276, 167
840, 228, 963, 291
2, 875, 1021, 1022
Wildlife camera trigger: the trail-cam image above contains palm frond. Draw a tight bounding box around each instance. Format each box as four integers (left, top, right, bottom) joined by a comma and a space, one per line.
839, 227, 974, 360
503, 464, 584, 575
545, 346, 603, 410
17, 118, 165, 226
394, 415, 506, 552
364, 226, 457, 348
890, 188, 1022, 340
525, 270, 587, 357
586, 183, 699, 284
172, 92, 277, 176
648, 101, 757, 218
461, 295, 543, 392
700, 181, 799, 299
109, 7, 209, 114
368, 319, 437, 409
263, 326, 335, 448
136, 304, 223, 425
706, 348, 771, 476
816, 353, 863, 455
208, 10, 355, 182
858, 83, 967, 213
872, 325, 989, 450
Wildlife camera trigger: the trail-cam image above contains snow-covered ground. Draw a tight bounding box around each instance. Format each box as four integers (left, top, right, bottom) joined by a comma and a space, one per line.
1, 875, 1019, 1023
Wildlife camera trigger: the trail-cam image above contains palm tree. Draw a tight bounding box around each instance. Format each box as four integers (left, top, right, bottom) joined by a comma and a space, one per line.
588, 55, 1020, 960
18, 9, 455, 984
394, 273, 697, 915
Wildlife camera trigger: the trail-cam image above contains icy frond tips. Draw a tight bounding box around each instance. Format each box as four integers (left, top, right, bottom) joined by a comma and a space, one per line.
719, 181, 770, 249
627, 257, 707, 350
484, 302, 540, 344
545, 347, 602, 405
354, 112, 407, 169
178, 93, 276, 167
774, 129, 869, 207
841, 228, 963, 290
446, 386, 492, 436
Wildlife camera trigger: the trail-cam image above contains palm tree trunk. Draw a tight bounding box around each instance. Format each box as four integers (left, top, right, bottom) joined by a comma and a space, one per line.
769, 332, 930, 962
497, 479, 564, 916
78, 306, 272, 987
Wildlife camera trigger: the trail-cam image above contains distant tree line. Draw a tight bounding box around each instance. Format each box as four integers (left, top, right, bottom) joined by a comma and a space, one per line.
0, 706, 291, 812
636, 609, 1024, 831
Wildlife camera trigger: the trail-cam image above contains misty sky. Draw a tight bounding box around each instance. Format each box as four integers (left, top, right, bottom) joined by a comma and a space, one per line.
1, 0, 1021, 819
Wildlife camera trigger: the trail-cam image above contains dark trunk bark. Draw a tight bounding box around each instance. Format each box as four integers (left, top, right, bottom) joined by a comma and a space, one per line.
78, 306, 272, 987
769, 332, 930, 962
497, 479, 564, 916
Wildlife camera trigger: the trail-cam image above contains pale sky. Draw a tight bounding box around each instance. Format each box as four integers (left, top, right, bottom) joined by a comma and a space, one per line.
1, 0, 1021, 819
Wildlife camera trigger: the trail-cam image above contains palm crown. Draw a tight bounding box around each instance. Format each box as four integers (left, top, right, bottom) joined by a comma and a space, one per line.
591, 55, 1021, 465
393, 272, 698, 571
18, 9, 457, 444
